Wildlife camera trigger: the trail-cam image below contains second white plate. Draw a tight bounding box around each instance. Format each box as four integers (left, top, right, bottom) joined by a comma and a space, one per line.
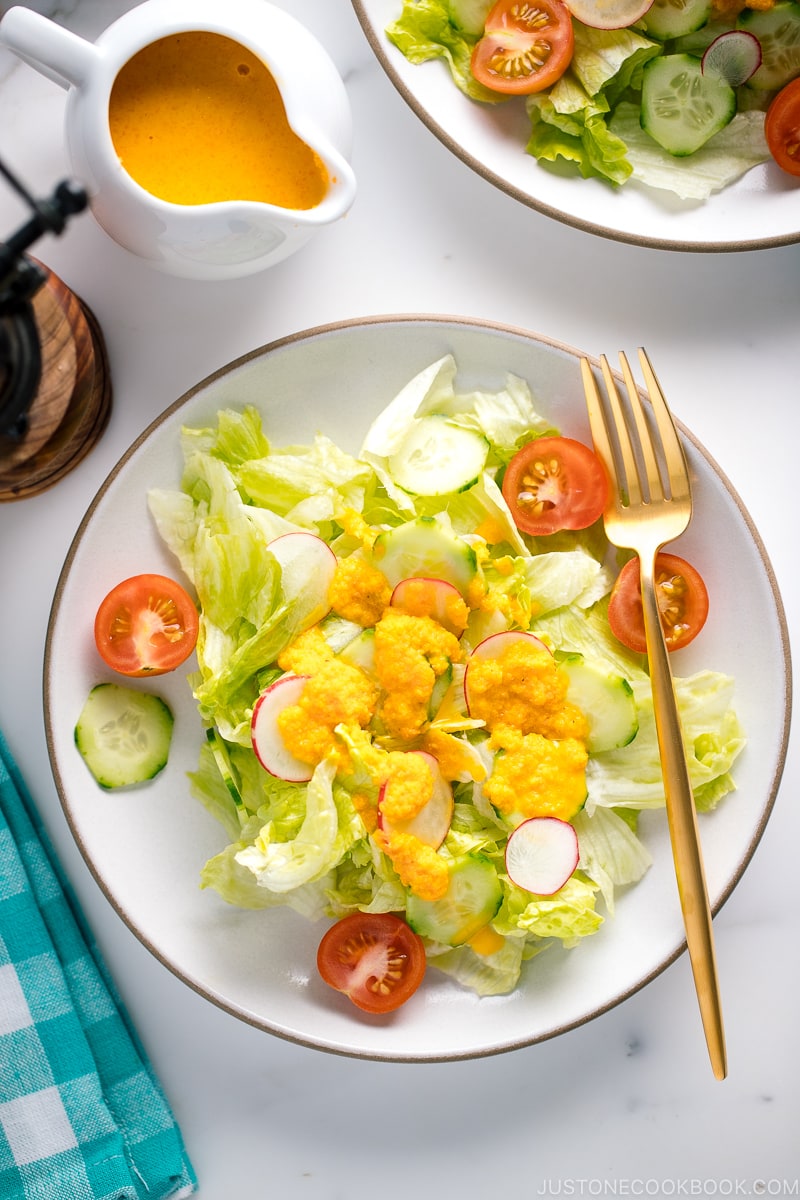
352, 0, 800, 252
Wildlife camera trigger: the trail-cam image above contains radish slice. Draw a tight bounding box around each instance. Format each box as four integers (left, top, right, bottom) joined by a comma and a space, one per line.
565, 0, 654, 30
377, 750, 454, 848
268, 532, 337, 627
701, 30, 762, 86
505, 817, 579, 895
251, 673, 313, 782
463, 629, 551, 717
390, 576, 467, 637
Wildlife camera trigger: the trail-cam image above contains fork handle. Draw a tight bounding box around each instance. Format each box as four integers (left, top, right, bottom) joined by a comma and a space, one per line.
640, 551, 727, 1081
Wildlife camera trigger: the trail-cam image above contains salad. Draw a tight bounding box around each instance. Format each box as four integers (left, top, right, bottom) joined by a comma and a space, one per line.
145, 356, 745, 1012
386, 0, 800, 199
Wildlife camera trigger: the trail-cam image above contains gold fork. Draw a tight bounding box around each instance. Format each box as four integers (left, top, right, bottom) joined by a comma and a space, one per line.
581, 349, 726, 1081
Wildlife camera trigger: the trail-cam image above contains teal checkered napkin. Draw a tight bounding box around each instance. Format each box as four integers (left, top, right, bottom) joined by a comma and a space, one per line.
0, 730, 198, 1200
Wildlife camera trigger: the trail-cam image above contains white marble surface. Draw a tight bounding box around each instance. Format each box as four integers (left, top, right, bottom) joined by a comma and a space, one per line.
0, 1, 798, 1195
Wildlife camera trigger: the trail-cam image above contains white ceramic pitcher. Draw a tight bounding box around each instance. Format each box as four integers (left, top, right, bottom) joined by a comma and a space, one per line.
0, 0, 357, 279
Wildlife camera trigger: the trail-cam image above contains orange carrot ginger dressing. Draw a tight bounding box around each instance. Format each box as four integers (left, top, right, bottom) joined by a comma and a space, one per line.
109, 31, 329, 208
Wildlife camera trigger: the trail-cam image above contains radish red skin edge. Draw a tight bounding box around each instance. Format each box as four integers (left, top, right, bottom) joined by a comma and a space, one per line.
464, 630, 551, 717
701, 30, 762, 86
251, 673, 313, 782
505, 817, 580, 896
377, 750, 454, 849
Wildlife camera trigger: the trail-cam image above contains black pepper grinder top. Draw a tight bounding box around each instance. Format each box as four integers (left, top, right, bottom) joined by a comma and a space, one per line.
0, 157, 113, 502
0, 157, 88, 443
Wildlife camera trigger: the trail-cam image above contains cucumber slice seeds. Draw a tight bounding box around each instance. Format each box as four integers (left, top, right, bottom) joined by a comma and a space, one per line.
373, 516, 478, 595
739, 1, 800, 90
388, 415, 489, 497
641, 53, 736, 155
75, 682, 174, 789
406, 854, 503, 946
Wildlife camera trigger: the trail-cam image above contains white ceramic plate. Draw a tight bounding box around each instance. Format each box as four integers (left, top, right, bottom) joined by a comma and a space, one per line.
352, 0, 800, 252
45, 316, 790, 1061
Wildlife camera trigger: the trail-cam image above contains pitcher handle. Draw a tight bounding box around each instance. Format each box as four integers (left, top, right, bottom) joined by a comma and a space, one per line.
0, 6, 100, 89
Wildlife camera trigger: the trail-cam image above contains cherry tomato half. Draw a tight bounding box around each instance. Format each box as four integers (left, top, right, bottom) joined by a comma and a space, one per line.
608, 552, 709, 655
317, 912, 426, 1014
471, 0, 575, 96
501, 436, 608, 536
94, 573, 199, 677
765, 77, 800, 178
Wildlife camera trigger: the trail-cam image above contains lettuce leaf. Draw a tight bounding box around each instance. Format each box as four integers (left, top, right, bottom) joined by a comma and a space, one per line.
587, 671, 745, 811
608, 102, 770, 200
425, 935, 527, 994
201, 844, 334, 919
570, 21, 661, 101
527, 86, 634, 185
386, 0, 503, 102
234, 758, 363, 893
495, 873, 603, 945
573, 805, 652, 913
524, 24, 661, 185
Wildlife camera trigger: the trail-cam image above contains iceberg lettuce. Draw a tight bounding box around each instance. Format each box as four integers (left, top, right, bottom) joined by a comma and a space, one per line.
234, 758, 361, 893
425, 935, 527, 995
525, 25, 661, 186
608, 103, 770, 201
573, 805, 652, 913
386, 0, 502, 102
495, 873, 603, 945
586, 671, 745, 812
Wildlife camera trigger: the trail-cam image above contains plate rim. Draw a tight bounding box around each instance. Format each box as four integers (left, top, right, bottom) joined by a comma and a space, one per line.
350, 0, 800, 254
44, 312, 793, 1061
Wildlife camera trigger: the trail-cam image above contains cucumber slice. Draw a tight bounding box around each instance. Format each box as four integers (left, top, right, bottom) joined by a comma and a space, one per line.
337, 627, 376, 673
206, 726, 248, 824
406, 853, 503, 946
318, 614, 364, 654
75, 683, 174, 789
560, 654, 638, 754
640, 0, 713, 42
387, 416, 489, 498
641, 54, 736, 155
448, 0, 493, 34
739, 1, 800, 90
428, 662, 453, 720
373, 517, 478, 597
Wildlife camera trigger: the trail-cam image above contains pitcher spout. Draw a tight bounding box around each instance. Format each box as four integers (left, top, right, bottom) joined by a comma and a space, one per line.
289, 144, 357, 227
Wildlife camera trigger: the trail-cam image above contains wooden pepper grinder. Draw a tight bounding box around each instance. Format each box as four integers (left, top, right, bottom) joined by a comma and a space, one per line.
0, 162, 112, 501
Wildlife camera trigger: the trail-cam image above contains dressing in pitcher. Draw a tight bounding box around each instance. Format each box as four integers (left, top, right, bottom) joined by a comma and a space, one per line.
0, 0, 357, 279
108, 32, 330, 210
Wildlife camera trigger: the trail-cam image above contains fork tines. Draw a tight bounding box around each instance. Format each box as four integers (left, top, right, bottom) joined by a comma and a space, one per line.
582, 349, 690, 510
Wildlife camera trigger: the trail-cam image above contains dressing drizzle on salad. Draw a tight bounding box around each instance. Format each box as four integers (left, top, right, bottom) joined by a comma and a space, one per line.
148, 355, 746, 1003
